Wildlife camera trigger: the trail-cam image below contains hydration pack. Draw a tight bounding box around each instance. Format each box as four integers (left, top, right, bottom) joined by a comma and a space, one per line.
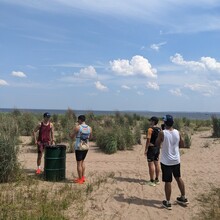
150, 127, 161, 145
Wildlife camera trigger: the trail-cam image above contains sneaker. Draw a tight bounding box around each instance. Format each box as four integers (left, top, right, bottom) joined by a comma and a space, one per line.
74, 178, 84, 184
36, 168, 41, 174
154, 179, 160, 185
176, 196, 189, 205
162, 200, 172, 210
147, 181, 156, 187
81, 176, 86, 182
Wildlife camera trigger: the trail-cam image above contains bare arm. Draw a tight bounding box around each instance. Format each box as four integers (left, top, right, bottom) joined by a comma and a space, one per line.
33, 123, 41, 144
70, 125, 80, 139
155, 131, 164, 148
144, 128, 151, 155
89, 127, 93, 140
50, 123, 55, 144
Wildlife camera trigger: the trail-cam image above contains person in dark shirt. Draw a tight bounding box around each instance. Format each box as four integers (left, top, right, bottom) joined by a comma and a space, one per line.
33, 112, 54, 174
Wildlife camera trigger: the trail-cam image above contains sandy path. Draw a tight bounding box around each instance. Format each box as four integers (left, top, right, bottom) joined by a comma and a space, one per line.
19, 129, 220, 220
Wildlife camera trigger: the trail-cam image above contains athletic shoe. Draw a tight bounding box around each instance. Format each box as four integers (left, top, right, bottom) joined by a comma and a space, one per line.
147, 181, 156, 187
82, 176, 86, 182
74, 178, 84, 184
36, 168, 41, 174
154, 179, 160, 185
162, 200, 172, 210
176, 196, 189, 205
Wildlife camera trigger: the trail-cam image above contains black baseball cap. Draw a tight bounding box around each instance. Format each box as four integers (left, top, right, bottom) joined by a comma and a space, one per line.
43, 112, 51, 118
162, 115, 174, 126
148, 116, 159, 124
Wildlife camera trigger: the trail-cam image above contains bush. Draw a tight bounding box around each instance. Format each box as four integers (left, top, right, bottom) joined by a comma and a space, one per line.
211, 115, 220, 138
183, 133, 192, 148
0, 115, 20, 183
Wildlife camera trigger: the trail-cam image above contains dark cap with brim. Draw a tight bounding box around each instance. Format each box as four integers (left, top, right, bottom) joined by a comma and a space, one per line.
43, 112, 51, 118
148, 116, 159, 124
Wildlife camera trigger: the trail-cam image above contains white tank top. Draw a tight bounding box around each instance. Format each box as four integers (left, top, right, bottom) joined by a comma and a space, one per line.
160, 129, 180, 165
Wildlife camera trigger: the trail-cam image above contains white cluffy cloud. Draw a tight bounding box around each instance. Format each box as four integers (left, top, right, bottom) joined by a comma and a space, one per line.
0, 79, 9, 86
146, 82, 159, 90
11, 71, 27, 78
150, 41, 167, 51
95, 81, 108, 91
75, 66, 97, 78
121, 85, 131, 90
110, 55, 157, 78
169, 88, 182, 96
171, 53, 220, 73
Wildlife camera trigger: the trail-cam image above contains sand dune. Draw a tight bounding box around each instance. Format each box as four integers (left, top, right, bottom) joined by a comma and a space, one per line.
19, 129, 220, 219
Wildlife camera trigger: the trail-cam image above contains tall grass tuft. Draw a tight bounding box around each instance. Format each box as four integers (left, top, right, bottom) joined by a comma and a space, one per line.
0, 114, 20, 183
211, 115, 220, 138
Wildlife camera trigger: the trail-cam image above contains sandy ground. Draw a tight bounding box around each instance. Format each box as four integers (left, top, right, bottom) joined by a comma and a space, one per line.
18, 129, 220, 220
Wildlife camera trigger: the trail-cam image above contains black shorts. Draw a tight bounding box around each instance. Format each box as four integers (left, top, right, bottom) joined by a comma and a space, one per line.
75, 150, 88, 161
161, 163, 181, 182
147, 146, 160, 162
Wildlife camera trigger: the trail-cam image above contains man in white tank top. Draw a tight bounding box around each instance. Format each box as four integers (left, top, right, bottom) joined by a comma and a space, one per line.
156, 115, 189, 210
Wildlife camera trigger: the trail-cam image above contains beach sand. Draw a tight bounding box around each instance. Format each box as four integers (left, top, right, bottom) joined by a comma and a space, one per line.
19, 129, 220, 220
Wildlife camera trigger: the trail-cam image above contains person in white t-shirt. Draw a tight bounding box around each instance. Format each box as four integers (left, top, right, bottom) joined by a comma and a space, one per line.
156, 115, 189, 210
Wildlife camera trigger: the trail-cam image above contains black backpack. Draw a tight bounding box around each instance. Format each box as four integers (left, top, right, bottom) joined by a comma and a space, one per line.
150, 127, 161, 145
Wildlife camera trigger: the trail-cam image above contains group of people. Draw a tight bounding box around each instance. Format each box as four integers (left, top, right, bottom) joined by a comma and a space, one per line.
145, 115, 189, 209
33, 113, 92, 184
33, 112, 188, 210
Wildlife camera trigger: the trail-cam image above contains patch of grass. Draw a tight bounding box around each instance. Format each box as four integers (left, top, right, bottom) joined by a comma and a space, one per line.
0, 171, 115, 220
196, 187, 220, 220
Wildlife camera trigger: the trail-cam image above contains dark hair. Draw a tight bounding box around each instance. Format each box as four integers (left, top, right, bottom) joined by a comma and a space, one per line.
78, 115, 86, 122
149, 116, 159, 125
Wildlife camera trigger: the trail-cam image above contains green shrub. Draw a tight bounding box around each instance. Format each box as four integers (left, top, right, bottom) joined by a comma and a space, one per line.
211, 115, 220, 138
0, 115, 20, 183
104, 136, 117, 154
183, 133, 191, 148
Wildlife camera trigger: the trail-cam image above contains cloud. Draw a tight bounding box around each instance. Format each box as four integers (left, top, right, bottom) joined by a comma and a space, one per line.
0, 79, 9, 86
201, 57, 220, 73
94, 81, 108, 91
74, 66, 97, 79
110, 55, 157, 78
121, 85, 131, 90
170, 53, 206, 72
184, 83, 214, 96
170, 54, 220, 73
146, 82, 159, 90
150, 41, 167, 51
11, 71, 27, 78
169, 88, 182, 96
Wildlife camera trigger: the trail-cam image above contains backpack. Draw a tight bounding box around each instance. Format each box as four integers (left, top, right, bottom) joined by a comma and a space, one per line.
79, 125, 90, 151
150, 127, 161, 146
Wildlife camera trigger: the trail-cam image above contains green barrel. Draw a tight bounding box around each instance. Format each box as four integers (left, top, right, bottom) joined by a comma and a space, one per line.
44, 145, 66, 181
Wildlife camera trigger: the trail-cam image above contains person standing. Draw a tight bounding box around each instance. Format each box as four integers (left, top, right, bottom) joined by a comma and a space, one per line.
156, 114, 189, 210
144, 116, 161, 186
33, 112, 54, 174
70, 115, 92, 184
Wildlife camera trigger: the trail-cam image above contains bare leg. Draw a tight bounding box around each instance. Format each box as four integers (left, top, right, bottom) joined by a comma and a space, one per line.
175, 177, 185, 196
154, 160, 160, 179
37, 152, 42, 166
81, 160, 85, 177
148, 162, 155, 181
77, 161, 83, 179
165, 182, 172, 201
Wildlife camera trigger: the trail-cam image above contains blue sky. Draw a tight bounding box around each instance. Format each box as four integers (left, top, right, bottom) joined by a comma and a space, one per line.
1, 0, 220, 112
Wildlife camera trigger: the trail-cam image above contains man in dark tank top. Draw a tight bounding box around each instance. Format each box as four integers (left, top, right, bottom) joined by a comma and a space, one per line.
33, 112, 54, 174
